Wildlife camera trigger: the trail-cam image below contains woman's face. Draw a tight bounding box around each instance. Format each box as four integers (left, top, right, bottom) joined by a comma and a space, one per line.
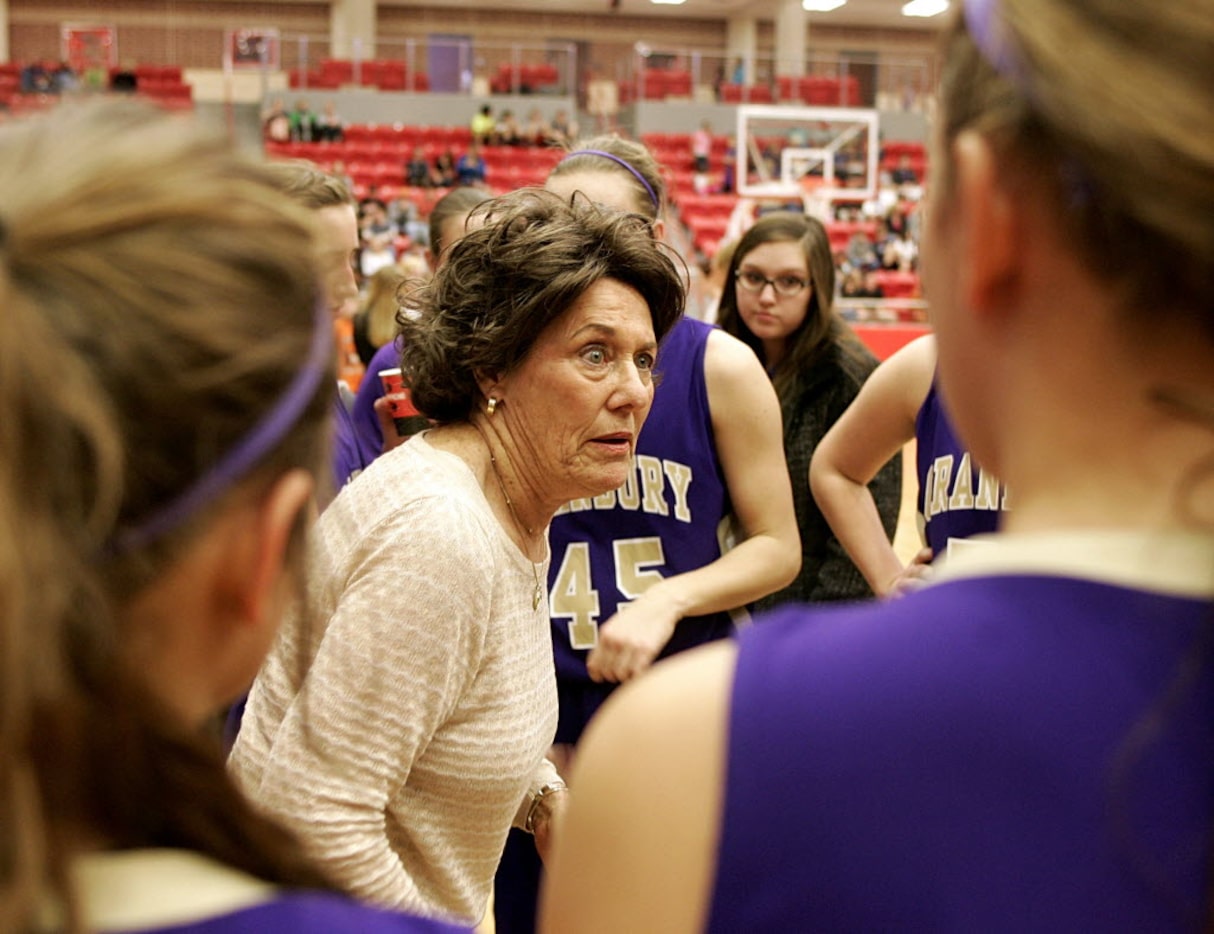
316, 203, 360, 315
496, 277, 658, 502
733, 239, 812, 352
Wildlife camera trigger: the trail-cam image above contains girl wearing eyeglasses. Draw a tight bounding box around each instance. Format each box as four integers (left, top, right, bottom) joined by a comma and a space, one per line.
717, 211, 902, 607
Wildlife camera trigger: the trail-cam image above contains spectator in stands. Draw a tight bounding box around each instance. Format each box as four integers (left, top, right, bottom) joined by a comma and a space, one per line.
495, 109, 523, 146
289, 98, 318, 143
691, 119, 712, 173
359, 198, 397, 278
352, 265, 406, 368
316, 100, 345, 143
718, 212, 901, 606
261, 96, 291, 143
721, 135, 737, 193
887, 203, 910, 238
549, 109, 578, 146
455, 142, 488, 187
859, 269, 886, 298
51, 61, 77, 94
109, 62, 137, 93
846, 228, 879, 271
0, 98, 463, 934
391, 194, 430, 248
890, 153, 919, 185
839, 268, 867, 299
882, 228, 918, 272
434, 148, 458, 187
20, 61, 52, 93
523, 107, 552, 147
406, 145, 436, 187
470, 103, 495, 145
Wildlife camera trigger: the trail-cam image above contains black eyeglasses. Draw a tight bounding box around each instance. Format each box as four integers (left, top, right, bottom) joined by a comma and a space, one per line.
735, 269, 809, 297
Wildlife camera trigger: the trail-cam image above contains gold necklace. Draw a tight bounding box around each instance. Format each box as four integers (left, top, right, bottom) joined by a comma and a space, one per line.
487, 451, 545, 612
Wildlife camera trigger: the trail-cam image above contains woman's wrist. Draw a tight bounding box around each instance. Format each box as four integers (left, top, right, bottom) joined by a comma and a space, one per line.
525, 780, 568, 835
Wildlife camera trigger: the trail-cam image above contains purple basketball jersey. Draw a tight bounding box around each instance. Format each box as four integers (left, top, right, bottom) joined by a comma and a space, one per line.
915, 378, 1003, 555
710, 577, 1212, 932
548, 316, 731, 743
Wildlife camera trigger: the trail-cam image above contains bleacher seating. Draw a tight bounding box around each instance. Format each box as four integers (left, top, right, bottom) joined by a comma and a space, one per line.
774, 74, 862, 107
266, 124, 565, 197
264, 123, 924, 292
490, 62, 560, 94
880, 139, 928, 181
610, 69, 695, 103
290, 59, 429, 92
0, 61, 192, 111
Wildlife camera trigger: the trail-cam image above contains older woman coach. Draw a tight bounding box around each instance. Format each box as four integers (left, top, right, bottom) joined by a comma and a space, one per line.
229, 188, 684, 926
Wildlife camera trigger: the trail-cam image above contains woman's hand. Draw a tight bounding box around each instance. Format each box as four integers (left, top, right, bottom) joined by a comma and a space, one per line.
586, 592, 681, 684
373, 396, 409, 453
882, 546, 934, 597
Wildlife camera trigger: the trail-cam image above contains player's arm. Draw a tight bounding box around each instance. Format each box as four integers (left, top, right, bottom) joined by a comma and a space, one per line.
540, 641, 735, 934
586, 330, 799, 683
809, 334, 936, 596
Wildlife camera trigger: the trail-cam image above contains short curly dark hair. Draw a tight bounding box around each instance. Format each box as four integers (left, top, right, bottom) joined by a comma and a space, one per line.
399, 188, 685, 423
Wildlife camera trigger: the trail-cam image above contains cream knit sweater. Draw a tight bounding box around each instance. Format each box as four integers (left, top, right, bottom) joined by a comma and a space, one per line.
229, 435, 559, 925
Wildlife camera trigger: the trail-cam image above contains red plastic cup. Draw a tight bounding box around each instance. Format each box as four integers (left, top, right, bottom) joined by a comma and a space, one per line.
378, 368, 429, 437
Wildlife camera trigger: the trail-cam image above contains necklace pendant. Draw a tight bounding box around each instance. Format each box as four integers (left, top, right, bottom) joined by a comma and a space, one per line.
532, 587, 542, 611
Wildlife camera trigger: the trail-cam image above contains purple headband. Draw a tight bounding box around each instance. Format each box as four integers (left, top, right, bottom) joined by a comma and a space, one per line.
963, 0, 1024, 85
112, 298, 332, 553
561, 149, 660, 210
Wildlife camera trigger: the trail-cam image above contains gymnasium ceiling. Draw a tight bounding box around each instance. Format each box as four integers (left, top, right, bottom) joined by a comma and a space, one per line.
418, 0, 951, 27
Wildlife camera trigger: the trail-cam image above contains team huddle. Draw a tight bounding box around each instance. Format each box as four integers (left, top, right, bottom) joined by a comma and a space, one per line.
2, 0, 1211, 932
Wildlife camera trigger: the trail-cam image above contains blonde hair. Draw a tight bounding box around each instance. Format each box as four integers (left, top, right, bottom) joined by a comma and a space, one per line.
361, 264, 407, 350
939, 0, 1214, 329
0, 100, 335, 930
549, 134, 667, 220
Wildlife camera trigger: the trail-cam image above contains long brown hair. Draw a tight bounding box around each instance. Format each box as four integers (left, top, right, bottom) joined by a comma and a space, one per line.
0, 100, 337, 931
717, 211, 866, 406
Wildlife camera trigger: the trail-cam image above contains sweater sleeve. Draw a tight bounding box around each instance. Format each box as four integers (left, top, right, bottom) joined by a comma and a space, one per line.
806, 351, 903, 604
236, 494, 495, 910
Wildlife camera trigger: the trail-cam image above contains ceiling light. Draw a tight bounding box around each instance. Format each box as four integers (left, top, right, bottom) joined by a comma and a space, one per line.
803, 0, 846, 11
650, 0, 687, 5
902, 0, 949, 16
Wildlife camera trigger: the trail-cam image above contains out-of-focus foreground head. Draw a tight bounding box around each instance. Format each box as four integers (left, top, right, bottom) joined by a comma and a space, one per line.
0, 99, 332, 928
935, 0, 1213, 332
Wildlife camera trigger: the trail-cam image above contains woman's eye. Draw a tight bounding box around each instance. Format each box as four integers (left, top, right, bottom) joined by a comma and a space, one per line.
636, 351, 656, 371
777, 276, 806, 291
583, 346, 607, 365
742, 271, 766, 288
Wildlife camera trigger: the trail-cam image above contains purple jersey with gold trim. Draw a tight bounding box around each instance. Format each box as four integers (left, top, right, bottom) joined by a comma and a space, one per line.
915, 378, 1003, 555
548, 316, 732, 743
710, 577, 1213, 932
126, 892, 469, 933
